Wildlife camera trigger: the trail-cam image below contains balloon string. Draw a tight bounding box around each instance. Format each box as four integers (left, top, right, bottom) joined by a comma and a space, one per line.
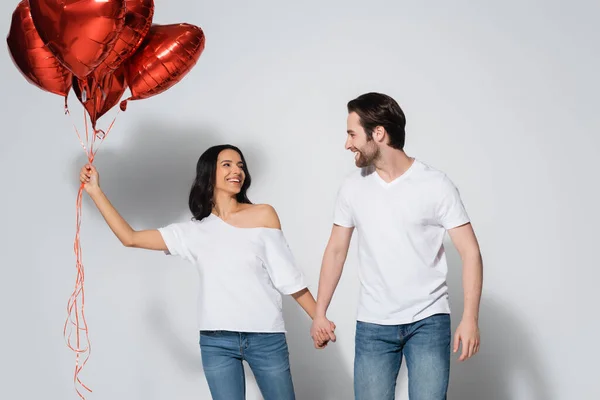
91, 110, 120, 157
63, 103, 119, 399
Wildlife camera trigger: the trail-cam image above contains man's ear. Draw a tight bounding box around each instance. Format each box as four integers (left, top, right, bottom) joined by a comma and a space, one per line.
373, 125, 386, 143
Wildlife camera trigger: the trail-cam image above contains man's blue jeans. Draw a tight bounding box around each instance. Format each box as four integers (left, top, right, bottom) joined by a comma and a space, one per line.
200, 331, 295, 400
354, 313, 451, 400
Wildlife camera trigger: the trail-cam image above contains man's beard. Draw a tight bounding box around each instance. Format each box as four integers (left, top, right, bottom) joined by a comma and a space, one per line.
355, 147, 379, 168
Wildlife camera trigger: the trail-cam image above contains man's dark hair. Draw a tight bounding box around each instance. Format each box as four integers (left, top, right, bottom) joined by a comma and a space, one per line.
347, 92, 406, 150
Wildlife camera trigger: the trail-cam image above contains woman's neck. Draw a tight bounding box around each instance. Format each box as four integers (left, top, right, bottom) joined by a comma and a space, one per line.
212, 192, 240, 219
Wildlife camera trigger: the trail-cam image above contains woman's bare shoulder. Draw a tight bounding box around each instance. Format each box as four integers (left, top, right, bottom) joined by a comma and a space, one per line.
240, 204, 281, 229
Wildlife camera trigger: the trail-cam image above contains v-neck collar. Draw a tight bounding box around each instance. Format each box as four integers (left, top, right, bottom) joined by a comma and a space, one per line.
371, 158, 419, 189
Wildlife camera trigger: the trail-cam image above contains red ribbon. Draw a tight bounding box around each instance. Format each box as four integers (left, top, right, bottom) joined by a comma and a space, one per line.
64, 105, 119, 399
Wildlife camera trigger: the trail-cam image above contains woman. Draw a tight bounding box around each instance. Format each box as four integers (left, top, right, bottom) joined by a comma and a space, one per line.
79, 144, 332, 400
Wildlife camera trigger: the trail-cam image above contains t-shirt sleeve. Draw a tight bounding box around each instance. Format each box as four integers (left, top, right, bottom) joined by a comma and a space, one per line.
261, 230, 307, 295
333, 179, 355, 228
157, 221, 195, 262
436, 175, 470, 230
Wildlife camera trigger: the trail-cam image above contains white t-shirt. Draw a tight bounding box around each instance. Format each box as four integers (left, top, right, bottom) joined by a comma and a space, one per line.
334, 159, 470, 325
158, 213, 307, 332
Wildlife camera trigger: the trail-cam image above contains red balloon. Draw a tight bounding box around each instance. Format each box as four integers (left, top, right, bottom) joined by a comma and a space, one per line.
93, 0, 155, 80
6, 0, 71, 96
121, 23, 205, 110
73, 68, 127, 129
28, 0, 127, 79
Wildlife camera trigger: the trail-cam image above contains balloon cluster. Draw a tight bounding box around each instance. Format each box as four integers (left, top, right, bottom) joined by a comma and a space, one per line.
6, 2, 205, 399
7, 0, 206, 131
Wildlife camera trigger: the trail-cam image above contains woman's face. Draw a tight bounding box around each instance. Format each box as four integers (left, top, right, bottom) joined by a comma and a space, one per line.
214, 149, 246, 196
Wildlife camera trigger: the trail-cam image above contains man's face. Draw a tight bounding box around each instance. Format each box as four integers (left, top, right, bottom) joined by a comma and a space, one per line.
346, 112, 379, 168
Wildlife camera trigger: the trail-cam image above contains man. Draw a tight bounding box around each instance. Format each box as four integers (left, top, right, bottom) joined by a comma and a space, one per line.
310, 92, 483, 399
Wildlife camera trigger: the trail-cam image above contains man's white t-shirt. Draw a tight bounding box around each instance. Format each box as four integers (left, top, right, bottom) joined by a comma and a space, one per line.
334, 159, 470, 325
158, 213, 307, 332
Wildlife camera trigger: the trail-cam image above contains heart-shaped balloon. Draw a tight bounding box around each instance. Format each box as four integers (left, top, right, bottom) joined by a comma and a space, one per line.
73, 68, 127, 129
93, 0, 155, 81
28, 0, 127, 79
120, 23, 205, 110
7, 0, 71, 96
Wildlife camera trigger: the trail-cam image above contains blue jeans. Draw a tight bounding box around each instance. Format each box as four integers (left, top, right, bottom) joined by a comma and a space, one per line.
354, 313, 451, 400
199, 331, 295, 400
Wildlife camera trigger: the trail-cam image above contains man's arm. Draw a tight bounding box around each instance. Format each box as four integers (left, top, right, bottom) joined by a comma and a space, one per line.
448, 222, 483, 361
310, 224, 354, 344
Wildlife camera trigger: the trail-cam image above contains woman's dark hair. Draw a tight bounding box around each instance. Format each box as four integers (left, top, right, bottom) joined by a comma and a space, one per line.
347, 92, 406, 150
188, 144, 252, 221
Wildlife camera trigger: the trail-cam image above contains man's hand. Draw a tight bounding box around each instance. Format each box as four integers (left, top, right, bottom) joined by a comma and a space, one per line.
311, 315, 336, 349
453, 316, 480, 361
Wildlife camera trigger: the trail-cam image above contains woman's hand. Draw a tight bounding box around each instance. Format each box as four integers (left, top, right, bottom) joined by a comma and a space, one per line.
79, 164, 100, 194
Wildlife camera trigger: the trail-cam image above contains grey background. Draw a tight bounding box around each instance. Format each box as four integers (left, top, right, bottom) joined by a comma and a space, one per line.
1, 0, 598, 398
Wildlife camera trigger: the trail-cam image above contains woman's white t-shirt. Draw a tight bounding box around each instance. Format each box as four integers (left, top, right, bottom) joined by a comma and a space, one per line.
158, 213, 307, 333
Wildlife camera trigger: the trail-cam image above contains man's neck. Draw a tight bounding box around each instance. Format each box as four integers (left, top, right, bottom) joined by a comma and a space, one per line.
374, 149, 414, 183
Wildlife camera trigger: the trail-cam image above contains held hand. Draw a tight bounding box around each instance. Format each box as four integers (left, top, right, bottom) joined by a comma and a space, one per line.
312, 329, 333, 349
313, 336, 328, 349
311, 315, 336, 349
79, 164, 100, 194
453, 316, 480, 361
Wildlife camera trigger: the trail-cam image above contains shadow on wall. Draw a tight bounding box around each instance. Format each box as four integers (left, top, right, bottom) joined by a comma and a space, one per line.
144, 297, 203, 372
71, 122, 349, 397
283, 297, 355, 400
445, 241, 552, 400
68, 120, 553, 399
69, 121, 221, 394
69, 120, 252, 229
